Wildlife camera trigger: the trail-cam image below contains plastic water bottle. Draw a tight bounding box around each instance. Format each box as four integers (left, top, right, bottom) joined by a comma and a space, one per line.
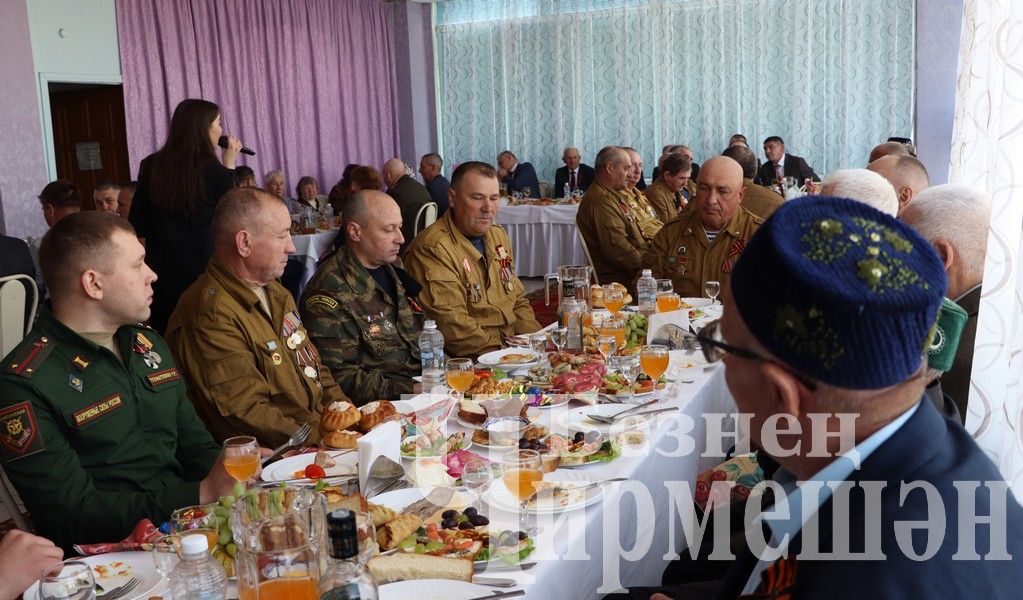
324, 203, 335, 227
563, 298, 584, 350
637, 269, 657, 315
563, 182, 571, 198
168, 533, 227, 600
418, 320, 445, 391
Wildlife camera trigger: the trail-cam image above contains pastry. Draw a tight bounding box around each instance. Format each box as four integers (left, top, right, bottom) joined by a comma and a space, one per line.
322, 429, 362, 449
358, 400, 398, 432
376, 514, 423, 551
321, 400, 360, 431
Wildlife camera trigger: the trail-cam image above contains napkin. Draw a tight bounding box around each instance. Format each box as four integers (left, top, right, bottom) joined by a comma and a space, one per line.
646, 309, 690, 345
73, 519, 161, 555
357, 419, 401, 492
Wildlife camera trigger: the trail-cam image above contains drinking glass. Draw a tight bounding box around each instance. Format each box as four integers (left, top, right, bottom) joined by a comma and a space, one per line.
501, 450, 543, 501
40, 560, 96, 600
597, 335, 618, 362
600, 317, 626, 349
656, 292, 682, 313
704, 281, 721, 305
549, 327, 568, 353
617, 354, 641, 404
461, 459, 494, 509
445, 358, 475, 395
152, 534, 182, 583
640, 345, 669, 398
223, 435, 260, 485
602, 285, 625, 316
523, 186, 533, 199
170, 505, 219, 552
529, 333, 550, 376
353, 510, 378, 566
655, 279, 674, 294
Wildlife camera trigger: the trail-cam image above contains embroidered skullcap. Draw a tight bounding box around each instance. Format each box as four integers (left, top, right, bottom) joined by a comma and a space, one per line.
730, 196, 946, 389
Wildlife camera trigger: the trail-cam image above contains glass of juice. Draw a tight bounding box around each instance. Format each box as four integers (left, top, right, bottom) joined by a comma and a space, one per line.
445, 358, 475, 395
600, 316, 626, 348
170, 505, 219, 552
656, 291, 682, 313
640, 344, 669, 397
502, 449, 543, 501
223, 435, 260, 486
602, 285, 625, 316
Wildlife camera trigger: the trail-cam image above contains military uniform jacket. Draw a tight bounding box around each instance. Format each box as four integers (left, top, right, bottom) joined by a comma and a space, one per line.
0, 310, 219, 551
300, 245, 422, 404
403, 211, 541, 359
644, 178, 681, 224
576, 181, 652, 295
644, 207, 763, 297
166, 258, 350, 447
622, 187, 664, 240
741, 178, 785, 220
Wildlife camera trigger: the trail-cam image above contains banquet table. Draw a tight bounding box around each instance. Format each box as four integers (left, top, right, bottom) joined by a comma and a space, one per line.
291, 228, 340, 293
496, 199, 587, 277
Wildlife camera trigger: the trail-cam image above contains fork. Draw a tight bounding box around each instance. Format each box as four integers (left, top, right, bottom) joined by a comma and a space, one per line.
586, 405, 676, 425
100, 577, 140, 600
520, 477, 628, 508
262, 423, 311, 466
587, 397, 657, 421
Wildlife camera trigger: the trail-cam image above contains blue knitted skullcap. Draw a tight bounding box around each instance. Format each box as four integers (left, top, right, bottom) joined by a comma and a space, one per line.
730, 196, 947, 389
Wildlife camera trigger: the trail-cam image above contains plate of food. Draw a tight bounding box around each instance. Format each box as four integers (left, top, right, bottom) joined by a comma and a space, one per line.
477, 348, 539, 368
488, 470, 603, 514
26, 552, 163, 600
401, 432, 470, 459
261, 448, 359, 482
556, 404, 658, 435
470, 418, 546, 450
599, 373, 667, 398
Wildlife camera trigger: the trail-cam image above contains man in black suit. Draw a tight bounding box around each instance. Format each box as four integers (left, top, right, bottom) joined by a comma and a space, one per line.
418, 152, 450, 217
755, 136, 818, 187
382, 158, 432, 255
553, 147, 595, 197
0, 234, 38, 324
497, 151, 540, 198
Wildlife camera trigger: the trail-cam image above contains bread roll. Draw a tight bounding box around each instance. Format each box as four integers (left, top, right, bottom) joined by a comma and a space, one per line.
376, 514, 423, 551
590, 286, 605, 308
367, 553, 473, 583
358, 400, 398, 432
321, 400, 360, 431
322, 429, 362, 449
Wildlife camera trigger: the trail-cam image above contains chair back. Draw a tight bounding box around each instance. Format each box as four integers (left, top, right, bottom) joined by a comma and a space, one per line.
0, 275, 37, 359
575, 230, 601, 286
414, 202, 438, 237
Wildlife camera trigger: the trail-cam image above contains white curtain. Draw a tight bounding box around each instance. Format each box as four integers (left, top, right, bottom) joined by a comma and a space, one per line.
950, 0, 1023, 497
435, 0, 915, 181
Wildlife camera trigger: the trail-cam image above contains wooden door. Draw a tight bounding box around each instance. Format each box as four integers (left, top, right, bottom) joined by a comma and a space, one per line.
49, 85, 130, 210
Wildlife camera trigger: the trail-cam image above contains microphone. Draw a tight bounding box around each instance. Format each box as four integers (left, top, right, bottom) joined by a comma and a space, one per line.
218, 135, 255, 156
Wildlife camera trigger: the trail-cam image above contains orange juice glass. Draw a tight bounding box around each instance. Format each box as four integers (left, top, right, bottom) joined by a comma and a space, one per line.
656, 292, 682, 313
445, 370, 475, 393
603, 285, 625, 316
502, 449, 543, 500
640, 344, 669, 381
600, 317, 626, 348
224, 454, 259, 482
239, 577, 318, 600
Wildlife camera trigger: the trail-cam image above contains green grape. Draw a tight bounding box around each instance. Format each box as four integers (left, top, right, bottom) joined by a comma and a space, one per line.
232, 483, 245, 498
225, 542, 237, 558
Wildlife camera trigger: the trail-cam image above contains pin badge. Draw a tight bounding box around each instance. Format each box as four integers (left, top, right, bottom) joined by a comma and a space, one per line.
266, 340, 278, 351
271, 352, 283, 366
304, 365, 318, 378
69, 374, 83, 392
143, 351, 162, 369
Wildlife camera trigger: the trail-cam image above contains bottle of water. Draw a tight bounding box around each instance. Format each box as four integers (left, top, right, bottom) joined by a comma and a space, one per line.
418, 320, 445, 391
318, 510, 379, 600
168, 533, 227, 600
563, 182, 571, 199
563, 299, 583, 350
324, 203, 335, 227
637, 269, 657, 315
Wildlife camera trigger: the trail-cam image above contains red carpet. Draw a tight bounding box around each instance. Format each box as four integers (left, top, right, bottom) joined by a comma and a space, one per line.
528, 288, 559, 327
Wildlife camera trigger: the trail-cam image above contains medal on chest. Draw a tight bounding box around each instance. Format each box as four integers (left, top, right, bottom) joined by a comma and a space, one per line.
132, 332, 162, 369
495, 244, 515, 292
281, 311, 320, 379
721, 239, 747, 274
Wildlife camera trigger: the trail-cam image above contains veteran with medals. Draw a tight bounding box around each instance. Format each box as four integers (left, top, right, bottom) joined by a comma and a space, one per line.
644, 156, 763, 297
0, 212, 234, 552
404, 161, 540, 359
166, 188, 353, 447
301, 191, 423, 404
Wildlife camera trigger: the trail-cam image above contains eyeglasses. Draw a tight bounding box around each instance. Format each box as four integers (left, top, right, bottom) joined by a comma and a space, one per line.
695, 319, 818, 391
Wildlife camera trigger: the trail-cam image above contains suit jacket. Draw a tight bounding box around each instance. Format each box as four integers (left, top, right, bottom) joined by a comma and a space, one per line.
387, 174, 433, 254
755, 153, 818, 186
424, 174, 450, 217
501, 162, 541, 197
0, 235, 37, 323
553, 164, 595, 197
714, 398, 1023, 599
941, 285, 982, 417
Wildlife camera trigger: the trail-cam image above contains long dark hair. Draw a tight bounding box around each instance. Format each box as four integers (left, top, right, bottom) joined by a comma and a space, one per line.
145, 99, 220, 218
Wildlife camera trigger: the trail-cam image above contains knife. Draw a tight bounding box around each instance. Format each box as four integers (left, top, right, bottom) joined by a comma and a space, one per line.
468, 590, 525, 600
471, 577, 518, 588
474, 561, 536, 573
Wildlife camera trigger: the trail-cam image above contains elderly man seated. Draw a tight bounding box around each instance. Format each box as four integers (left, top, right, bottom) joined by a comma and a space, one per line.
721, 145, 783, 220
404, 161, 540, 359
867, 154, 930, 215
92, 180, 120, 213
167, 188, 352, 447
819, 169, 899, 216
497, 151, 541, 197
0, 212, 233, 552
644, 156, 762, 297
901, 184, 992, 417
644, 153, 692, 223
301, 191, 422, 404
383, 158, 432, 254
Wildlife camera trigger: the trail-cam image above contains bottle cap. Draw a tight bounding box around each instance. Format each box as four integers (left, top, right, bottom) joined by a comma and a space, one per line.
424, 320, 436, 329
326, 509, 359, 560
181, 533, 209, 554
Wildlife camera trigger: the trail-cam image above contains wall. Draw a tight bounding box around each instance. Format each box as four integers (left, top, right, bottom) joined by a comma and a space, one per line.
915, 0, 964, 185
27, 0, 120, 77
0, 0, 48, 239
392, 0, 439, 170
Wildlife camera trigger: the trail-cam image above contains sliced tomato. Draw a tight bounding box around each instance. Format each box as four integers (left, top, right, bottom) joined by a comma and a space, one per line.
474, 369, 494, 379
304, 464, 326, 479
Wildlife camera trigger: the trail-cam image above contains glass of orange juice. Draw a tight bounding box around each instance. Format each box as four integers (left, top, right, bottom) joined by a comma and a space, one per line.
445, 358, 475, 395
603, 285, 625, 316
656, 291, 682, 313
600, 316, 626, 348
223, 435, 260, 486
502, 449, 543, 501
640, 344, 669, 397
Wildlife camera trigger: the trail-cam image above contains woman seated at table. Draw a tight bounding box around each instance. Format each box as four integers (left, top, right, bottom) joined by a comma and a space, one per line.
296, 175, 331, 212
328, 166, 383, 217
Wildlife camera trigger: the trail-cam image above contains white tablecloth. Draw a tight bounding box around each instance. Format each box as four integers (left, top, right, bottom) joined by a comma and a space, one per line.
496, 200, 587, 277
292, 229, 341, 292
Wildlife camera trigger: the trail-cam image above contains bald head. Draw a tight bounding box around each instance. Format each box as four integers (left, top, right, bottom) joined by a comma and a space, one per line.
343, 189, 391, 228
693, 156, 746, 230
867, 154, 930, 214
345, 190, 404, 268
382, 158, 407, 188
868, 141, 910, 164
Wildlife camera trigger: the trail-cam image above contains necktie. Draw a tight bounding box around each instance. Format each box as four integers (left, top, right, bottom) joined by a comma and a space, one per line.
775, 163, 784, 182
570, 170, 577, 190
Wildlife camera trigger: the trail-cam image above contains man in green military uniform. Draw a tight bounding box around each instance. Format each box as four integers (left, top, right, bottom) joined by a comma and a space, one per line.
404, 162, 540, 359
644, 153, 693, 223
722, 144, 784, 220
644, 156, 763, 297
301, 191, 422, 404
0, 212, 235, 552
167, 188, 352, 447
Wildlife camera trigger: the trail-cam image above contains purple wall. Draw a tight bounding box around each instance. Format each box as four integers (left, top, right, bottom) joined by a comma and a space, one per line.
0, 0, 49, 239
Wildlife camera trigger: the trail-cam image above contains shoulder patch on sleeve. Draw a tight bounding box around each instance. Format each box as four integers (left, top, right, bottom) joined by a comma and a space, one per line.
0, 401, 45, 461
4, 337, 54, 378
305, 295, 339, 310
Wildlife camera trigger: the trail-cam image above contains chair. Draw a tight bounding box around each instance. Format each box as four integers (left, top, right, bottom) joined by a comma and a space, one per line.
575, 230, 601, 285
414, 202, 438, 237
0, 274, 37, 532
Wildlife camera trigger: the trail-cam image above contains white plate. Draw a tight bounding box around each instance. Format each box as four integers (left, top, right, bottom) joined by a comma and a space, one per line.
528, 394, 570, 409
261, 449, 358, 482
680, 297, 713, 308
488, 470, 602, 514
372, 487, 472, 513
477, 348, 539, 368
381, 579, 514, 599
26, 552, 163, 600
557, 404, 657, 435
665, 349, 711, 381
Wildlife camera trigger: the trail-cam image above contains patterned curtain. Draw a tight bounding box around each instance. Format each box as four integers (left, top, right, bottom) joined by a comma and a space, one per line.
435, 0, 915, 183
950, 0, 1023, 498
